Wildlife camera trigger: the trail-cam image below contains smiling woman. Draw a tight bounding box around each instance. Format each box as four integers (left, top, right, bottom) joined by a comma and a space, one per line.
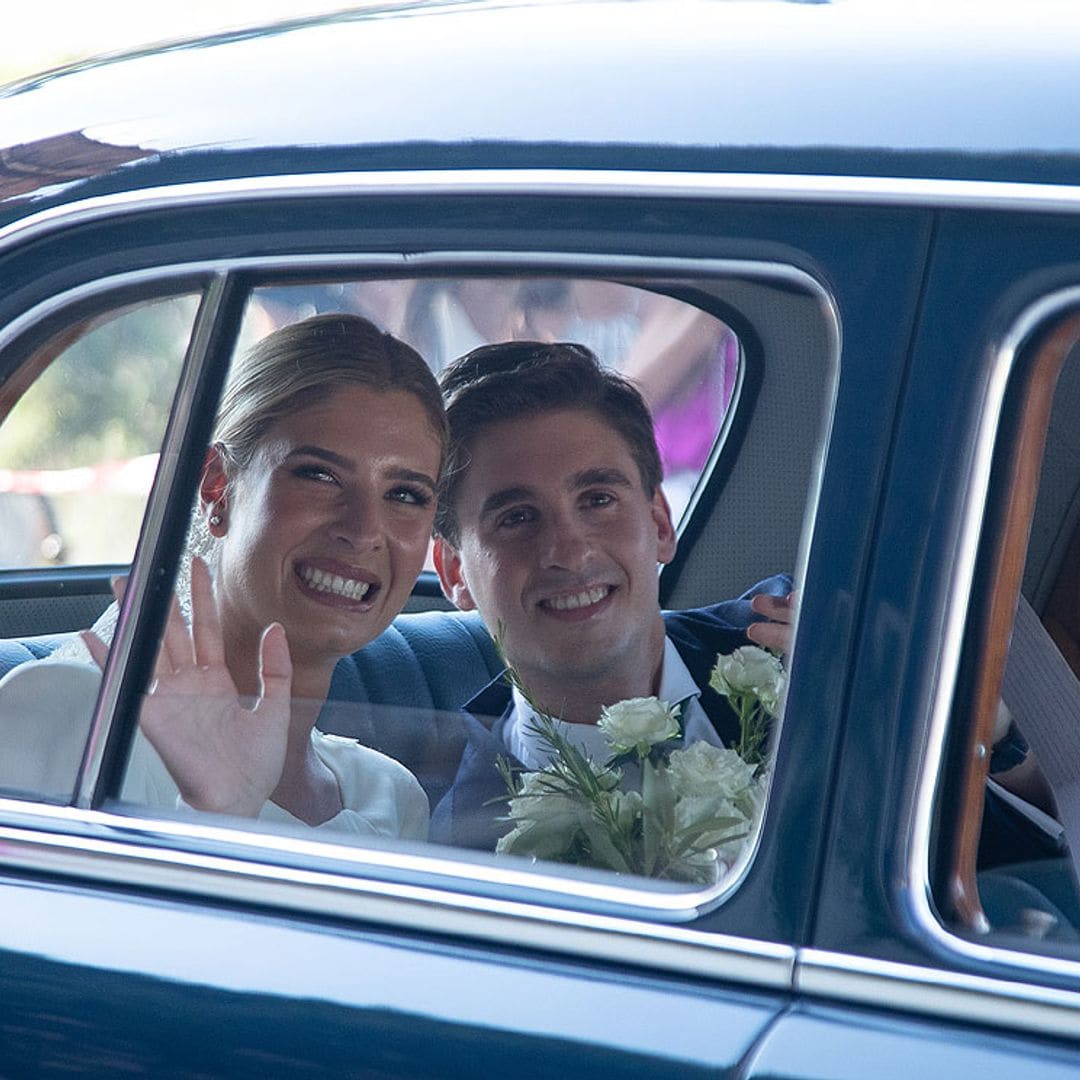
73, 313, 447, 836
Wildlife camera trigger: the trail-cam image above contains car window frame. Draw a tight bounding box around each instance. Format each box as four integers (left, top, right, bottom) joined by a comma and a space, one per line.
0, 174, 842, 998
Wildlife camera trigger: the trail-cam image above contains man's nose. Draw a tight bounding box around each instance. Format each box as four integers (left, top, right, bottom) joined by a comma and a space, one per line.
541, 512, 591, 569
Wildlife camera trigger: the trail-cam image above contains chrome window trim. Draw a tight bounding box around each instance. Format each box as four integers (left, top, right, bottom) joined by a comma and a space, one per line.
0, 802, 794, 990
5, 170, 1080, 259
0, 251, 834, 944
906, 288, 1080, 983
797, 948, 1080, 1040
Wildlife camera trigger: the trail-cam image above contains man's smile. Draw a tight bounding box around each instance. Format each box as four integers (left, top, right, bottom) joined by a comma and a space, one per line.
537, 583, 615, 616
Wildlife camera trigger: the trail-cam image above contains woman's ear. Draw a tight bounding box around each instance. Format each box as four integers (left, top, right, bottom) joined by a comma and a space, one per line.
199, 444, 230, 535
433, 537, 477, 611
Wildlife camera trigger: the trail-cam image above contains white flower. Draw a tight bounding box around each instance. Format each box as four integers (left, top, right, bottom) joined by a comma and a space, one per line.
598, 696, 681, 756
668, 740, 757, 799
710, 646, 786, 714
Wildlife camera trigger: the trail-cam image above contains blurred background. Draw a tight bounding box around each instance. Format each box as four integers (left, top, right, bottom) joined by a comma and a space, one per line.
2, 1, 351, 84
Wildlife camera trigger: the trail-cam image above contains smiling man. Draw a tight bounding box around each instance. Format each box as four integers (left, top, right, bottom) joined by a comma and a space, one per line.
430, 341, 792, 850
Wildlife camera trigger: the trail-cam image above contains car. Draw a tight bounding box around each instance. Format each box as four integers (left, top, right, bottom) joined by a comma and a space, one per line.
3, 0, 1080, 1073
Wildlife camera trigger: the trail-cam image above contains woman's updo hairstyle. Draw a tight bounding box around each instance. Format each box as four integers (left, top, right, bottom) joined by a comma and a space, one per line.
213, 312, 447, 475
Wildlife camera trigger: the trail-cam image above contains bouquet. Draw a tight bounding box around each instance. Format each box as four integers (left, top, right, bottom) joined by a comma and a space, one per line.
495, 644, 786, 884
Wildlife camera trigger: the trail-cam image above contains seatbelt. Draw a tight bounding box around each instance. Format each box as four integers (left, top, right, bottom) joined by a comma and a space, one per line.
1001, 595, 1080, 865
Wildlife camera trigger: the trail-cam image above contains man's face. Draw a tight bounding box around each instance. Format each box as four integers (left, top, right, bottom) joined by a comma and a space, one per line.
435, 408, 676, 693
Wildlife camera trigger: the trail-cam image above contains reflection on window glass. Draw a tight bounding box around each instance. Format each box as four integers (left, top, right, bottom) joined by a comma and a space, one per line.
0, 296, 199, 567
244, 278, 739, 524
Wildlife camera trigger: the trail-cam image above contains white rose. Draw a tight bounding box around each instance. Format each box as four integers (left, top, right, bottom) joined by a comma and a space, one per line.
598, 696, 681, 756
668, 741, 757, 801
710, 646, 785, 712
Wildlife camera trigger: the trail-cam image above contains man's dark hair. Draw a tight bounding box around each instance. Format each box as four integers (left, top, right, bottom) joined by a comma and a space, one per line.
435, 341, 663, 545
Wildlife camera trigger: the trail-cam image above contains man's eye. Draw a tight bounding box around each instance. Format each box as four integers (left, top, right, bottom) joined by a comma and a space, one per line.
583, 491, 615, 508
387, 486, 432, 507
497, 507, 535, 529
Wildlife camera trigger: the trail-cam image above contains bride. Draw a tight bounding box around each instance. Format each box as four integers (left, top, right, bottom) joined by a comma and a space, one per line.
66, 312, 446, 839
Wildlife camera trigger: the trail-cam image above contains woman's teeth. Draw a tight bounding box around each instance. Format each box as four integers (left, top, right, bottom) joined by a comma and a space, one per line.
544, 586, 609, 611
300, 566, 371, 599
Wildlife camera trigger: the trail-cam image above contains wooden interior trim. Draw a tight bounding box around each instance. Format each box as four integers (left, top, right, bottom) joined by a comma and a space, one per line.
950, 313, 1080, 929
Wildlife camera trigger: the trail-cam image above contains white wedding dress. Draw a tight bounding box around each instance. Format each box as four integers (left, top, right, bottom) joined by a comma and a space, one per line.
0, 615, 429, 841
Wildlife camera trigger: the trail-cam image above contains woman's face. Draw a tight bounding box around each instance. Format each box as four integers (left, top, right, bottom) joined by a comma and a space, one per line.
206, 385, 442, 670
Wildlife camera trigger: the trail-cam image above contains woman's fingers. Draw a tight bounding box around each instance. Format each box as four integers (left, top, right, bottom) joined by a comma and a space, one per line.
256, 622, 292, 706
80, 629, 109, 670
189, 555, 227, 670
157, 591, 192, 674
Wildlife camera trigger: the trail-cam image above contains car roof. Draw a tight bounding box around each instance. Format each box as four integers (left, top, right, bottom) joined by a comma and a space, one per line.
3, 0, 1080, 220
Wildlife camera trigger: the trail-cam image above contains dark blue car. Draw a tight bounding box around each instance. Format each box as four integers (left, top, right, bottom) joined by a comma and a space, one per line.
3, 0, 1080, 1073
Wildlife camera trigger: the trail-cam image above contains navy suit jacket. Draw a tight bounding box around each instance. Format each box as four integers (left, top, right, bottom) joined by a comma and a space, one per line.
429, 574, 793, 851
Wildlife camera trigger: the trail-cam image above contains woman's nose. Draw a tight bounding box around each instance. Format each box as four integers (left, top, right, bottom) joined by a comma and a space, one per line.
331, 490, 383, 550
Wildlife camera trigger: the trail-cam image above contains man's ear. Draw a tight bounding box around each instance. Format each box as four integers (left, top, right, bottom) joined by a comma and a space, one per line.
199, 444, 230, 535
651, 488, 677, 566
433, 537, 478, 611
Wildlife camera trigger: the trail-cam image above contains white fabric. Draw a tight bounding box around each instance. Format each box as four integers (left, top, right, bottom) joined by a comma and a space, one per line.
0, 659, 428, 840
504, 636, 722, 770
0, 660, 101, 800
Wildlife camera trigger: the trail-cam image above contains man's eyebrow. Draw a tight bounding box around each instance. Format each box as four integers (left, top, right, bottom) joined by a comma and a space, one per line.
479, 486, 534, 520
570, 467, 635, 490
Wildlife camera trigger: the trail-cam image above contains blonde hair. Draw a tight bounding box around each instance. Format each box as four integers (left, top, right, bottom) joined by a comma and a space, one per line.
214, 312, 446, 473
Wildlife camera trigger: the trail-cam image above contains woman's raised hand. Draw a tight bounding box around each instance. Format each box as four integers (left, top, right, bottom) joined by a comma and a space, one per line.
83, 557, 292, 818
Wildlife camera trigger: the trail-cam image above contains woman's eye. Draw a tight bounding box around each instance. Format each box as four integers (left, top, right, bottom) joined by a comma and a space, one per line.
295, 465, 337, 484
387, 486, 432, 507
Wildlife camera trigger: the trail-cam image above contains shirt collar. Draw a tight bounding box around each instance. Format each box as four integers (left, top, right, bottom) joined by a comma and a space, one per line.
505, 635, 706, 769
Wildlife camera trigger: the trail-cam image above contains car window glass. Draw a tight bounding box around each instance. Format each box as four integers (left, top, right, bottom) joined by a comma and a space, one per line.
95, 270, 830, 918
938, 323, 1080, 960
0, 297, 199, 568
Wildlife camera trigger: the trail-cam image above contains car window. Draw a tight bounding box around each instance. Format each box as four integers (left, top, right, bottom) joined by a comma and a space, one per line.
934, 303, 1080, 960
0, 297, 199, 569
0, 265, 833, 927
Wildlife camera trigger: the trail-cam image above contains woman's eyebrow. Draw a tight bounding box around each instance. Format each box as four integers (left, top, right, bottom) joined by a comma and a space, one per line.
388, 466, 437, 491
286, 444, 352, 468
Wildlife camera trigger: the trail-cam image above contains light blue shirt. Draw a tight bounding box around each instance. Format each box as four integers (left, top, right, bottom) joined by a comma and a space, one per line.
504, 636, 724, 770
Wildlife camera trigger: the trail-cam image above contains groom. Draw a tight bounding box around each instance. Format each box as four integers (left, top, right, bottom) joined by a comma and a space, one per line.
428, 341, 792, 850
